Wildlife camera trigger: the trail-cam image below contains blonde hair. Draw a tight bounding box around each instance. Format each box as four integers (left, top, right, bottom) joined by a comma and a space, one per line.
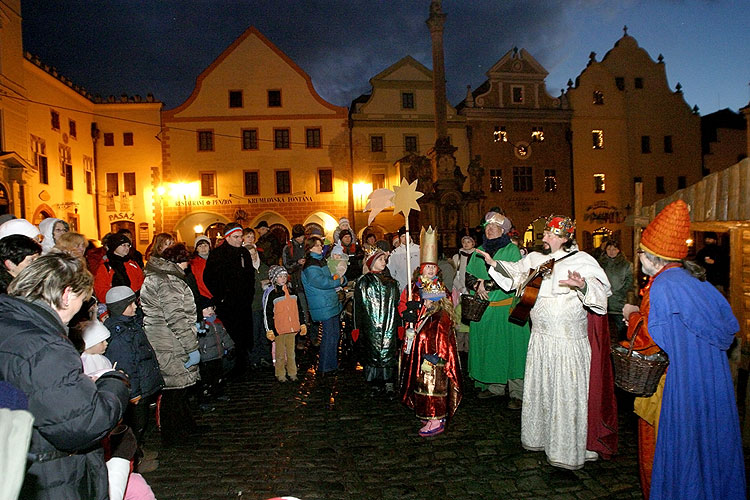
9, 253, 93, 309
54, 232, 87, 255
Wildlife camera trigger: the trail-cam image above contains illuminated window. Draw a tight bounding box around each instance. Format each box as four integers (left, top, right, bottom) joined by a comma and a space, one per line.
268, 90, 282, 107
594, 173, 606, 193
544, 169, 557, 192
197, 130, 214, 151
490, 169, 503, 192
401, 92, 415, 109
370, 135, 384, 152
593, 91, 604, 105
318, 168, 333, 193
641, 135, 651, 154
306, 128, 321, 148
493, 126, 507, 143
511, 85, 524, 104
274, 129, 290, 149
244, 171, 259, 195
276, 170, 291, 194
242, 129, 258, 150
404, 135, 418, 153
229, 90, 243, 108
592, 130, 604, 149
513, 166, 533, 192
123, 132, 134, 146
200, 172, 216, 197
531, 127, 544, 142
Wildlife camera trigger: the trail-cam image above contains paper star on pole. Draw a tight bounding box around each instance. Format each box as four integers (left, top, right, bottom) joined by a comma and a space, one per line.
364, 188, 395, 225
392, 178, 423, 218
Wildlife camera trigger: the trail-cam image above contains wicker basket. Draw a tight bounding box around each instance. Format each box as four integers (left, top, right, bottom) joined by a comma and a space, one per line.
611, 325, 669, 397
460, 294, 489, 323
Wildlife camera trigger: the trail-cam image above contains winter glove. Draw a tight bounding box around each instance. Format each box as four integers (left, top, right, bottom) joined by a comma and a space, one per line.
402, 300, 421, 323
266, 330, 276, 341
184, 350, 200, 368
299, 324, 307, 336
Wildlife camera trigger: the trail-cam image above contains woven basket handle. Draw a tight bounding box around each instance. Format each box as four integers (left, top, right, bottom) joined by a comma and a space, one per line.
626, 316, 644, 358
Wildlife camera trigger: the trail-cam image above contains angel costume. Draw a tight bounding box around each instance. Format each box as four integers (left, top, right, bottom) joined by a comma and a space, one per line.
488, 245, 611, 469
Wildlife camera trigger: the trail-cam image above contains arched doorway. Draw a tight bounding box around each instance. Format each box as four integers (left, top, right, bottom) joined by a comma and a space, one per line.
110, 221, 135, 236
524, 216, 547, 251
269, 223, 289, 247
31, 204, 56, 225
303, 211, 337, 240
173, 211, 229, 245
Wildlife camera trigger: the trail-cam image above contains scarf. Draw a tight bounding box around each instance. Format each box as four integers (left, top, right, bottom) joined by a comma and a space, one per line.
481, 234, 511, 256
107, 252, 131, 288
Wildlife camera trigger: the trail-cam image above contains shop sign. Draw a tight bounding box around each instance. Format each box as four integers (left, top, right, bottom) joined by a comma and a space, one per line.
108, 212, 135, 221
583, 201, 625, 224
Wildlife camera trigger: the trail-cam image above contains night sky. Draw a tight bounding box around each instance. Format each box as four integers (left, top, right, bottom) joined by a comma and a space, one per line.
21, 1, 750, 115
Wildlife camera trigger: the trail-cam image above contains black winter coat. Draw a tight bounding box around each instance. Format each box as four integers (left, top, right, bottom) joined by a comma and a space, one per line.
0, 295, 130, 500
204, 243, 255, 311
104, 312, 164, 400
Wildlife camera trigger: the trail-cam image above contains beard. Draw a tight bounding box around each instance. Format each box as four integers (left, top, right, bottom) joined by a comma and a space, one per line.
542, 242, 551, 255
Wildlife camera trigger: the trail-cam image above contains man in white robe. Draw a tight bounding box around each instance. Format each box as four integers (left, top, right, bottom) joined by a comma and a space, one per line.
387, 226, 420, 293
476, 215, 611, 470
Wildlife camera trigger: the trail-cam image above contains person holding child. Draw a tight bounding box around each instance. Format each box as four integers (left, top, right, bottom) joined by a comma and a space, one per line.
264, 265, 307, 382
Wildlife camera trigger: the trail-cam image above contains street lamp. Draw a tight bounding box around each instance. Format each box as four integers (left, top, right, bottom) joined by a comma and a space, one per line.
352, 182, 373, 211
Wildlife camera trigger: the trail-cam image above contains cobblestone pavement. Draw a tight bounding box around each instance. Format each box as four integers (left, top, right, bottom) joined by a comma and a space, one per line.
139, 344, 732, 500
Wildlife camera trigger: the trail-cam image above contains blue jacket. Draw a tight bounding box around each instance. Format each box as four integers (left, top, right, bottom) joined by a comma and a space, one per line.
301, 255, 345, 321
104, 312, 164, 400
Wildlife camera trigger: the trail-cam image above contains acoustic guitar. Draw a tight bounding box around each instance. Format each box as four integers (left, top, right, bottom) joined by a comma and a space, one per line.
508, 259, 555, 325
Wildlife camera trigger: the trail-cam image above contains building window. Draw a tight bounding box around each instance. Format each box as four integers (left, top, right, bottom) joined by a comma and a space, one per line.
615, 77, 625, 91
69, 119, 77, 139
242, 129, 258, 150
83, 156, 93, 194
634, 77, 644, 89
59, 144, 71, 177
656, 176, 665, 194
593, 91, 604, 105
275, 170, 291, 194
123, 172, 136, 195
372, 173, 385, 190
489, 169, 503, 192
404, 135, 418, 153
244, 171, 259, 196
594, 173, 606, 193
200, 172, 216, 197
268, 90, 282, 107
103, 133, 114, 146
318, 168, 333, 193
641, 135, 651, 154
513, 166, 533, 192
494, 126, 507, 143
197, 130, 214, 151
531, 126, 544, 142
306, 128, 321, 148
229, 90, 243, 108
38, 155, 49, 184
274, 128, 290, 149
401, 92, 415, 109
370, 135, 384, 152
664, 135, 673, 153
592, 130, 604, 149
64, 164, 73, 190
50, 110, 60, 130
123, 132, 134, 146
511, 85, 524, 104
544, 169, 557, 192
677, 176, 686, 189
31, 135, 48, 184
106, 173, 119, 196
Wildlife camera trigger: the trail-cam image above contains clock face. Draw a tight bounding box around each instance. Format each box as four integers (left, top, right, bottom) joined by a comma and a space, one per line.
514, 141, 531, 160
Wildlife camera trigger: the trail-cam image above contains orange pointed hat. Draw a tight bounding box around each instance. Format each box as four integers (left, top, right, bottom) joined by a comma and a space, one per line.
639, 199, 690, 261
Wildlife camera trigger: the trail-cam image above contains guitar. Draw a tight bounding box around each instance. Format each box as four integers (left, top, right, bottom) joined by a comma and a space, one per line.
508, 259, 555, 325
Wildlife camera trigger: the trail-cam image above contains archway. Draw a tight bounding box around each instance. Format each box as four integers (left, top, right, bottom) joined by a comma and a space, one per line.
173, 211, 230, 245
31, 204, 56, 225
303, 211, 337, 239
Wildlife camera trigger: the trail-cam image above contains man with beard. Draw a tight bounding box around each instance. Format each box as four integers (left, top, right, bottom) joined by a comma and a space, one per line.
204, 223, 255, 375
464, 210, 529, 409
476, 215, 612, 470
622, 200, 745, 500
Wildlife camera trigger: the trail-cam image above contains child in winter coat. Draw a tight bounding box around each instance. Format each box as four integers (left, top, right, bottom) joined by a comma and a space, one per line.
195, 297, 235, 399
80, 320, 114, 379
264, 265, 307, 382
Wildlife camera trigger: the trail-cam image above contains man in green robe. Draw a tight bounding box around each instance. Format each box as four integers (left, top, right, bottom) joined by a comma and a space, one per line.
465, 210, 530, 409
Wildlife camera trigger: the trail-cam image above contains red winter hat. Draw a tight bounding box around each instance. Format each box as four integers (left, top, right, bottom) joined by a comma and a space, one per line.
640, 199, 690, 261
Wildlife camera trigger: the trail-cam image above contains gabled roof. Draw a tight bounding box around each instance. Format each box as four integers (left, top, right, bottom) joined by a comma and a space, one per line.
370, 55, 433, 85
486, 48, 548, 80
165, 26, 345, 116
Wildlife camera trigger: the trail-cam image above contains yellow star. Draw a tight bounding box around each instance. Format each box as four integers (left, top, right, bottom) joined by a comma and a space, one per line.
392, 178, 423, 218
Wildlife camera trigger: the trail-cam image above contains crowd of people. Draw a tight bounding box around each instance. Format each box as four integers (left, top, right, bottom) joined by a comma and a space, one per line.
0, 203, 745, 500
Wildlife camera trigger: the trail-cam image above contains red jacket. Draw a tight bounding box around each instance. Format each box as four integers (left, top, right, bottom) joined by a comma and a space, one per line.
93, 257, 144, 303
